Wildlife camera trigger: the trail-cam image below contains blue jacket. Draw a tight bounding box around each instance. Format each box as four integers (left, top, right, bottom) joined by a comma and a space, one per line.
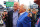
17, 12, 31, 27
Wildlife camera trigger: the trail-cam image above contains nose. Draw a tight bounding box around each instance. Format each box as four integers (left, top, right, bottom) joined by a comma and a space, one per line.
14, 4, 17, 7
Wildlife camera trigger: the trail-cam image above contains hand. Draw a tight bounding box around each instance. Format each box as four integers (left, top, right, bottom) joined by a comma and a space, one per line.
2, 12, 8, 19
27, 13, 32, 17
2, 16, 5, 19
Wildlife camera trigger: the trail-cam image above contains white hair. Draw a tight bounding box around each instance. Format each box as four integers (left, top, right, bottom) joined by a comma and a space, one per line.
23, 5, 28, 12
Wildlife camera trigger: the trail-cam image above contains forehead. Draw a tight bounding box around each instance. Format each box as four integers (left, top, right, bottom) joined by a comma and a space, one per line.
14, 2, 18, 4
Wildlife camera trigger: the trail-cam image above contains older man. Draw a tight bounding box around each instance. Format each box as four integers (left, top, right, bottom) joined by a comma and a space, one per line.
2, 2, 20, 27
17, 5, 31, 27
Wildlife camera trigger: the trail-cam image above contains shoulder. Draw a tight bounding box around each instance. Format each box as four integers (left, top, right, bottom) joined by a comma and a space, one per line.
8, 10, 13, 15
8, 10, 13, 13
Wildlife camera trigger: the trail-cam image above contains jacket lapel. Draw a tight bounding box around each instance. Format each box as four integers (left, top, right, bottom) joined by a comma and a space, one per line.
10, 10, 14, 27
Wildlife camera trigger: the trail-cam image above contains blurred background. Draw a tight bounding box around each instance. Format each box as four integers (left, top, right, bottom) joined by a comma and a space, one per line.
0, 0, 40, 27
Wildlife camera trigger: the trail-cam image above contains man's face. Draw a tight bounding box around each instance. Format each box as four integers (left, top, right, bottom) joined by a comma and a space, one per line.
13, 2, 19, 10
4, 12, 7, 14
19, 5, 26, 13
32, 11, 36, 14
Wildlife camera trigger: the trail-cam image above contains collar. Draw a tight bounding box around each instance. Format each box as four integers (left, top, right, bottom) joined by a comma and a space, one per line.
13, 9, 19, 12
20, 11, 26, 15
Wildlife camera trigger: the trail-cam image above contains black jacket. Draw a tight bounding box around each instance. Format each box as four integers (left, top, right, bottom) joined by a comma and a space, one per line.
5, 10, 19, 27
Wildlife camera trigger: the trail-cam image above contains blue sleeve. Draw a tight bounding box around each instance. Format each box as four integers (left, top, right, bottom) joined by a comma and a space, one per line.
17, 20, 23, 27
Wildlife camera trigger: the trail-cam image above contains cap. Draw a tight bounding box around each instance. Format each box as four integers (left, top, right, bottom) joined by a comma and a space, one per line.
4, 10, 7, 12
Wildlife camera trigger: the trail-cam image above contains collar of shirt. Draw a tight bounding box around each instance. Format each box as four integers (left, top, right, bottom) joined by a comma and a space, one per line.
13, 9, 19, 12
20, 11, 26, 16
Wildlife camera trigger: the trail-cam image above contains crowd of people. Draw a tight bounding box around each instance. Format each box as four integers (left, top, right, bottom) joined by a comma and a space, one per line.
2, 2, 40, 27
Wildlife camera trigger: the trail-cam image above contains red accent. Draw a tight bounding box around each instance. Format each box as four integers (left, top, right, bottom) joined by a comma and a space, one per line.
34, 0, 40, 7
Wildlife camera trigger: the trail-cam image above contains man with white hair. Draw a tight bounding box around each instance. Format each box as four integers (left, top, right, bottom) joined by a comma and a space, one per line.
17, 4, 31, 27
2, 2, 20, 27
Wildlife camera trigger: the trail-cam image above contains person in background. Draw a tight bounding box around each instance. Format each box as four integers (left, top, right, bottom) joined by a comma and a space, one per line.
17, 4, 31, 27
2, 2, 20, 27
38, 16, 40, 27
31, 9, 37, 27
2, 10, 8, 27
